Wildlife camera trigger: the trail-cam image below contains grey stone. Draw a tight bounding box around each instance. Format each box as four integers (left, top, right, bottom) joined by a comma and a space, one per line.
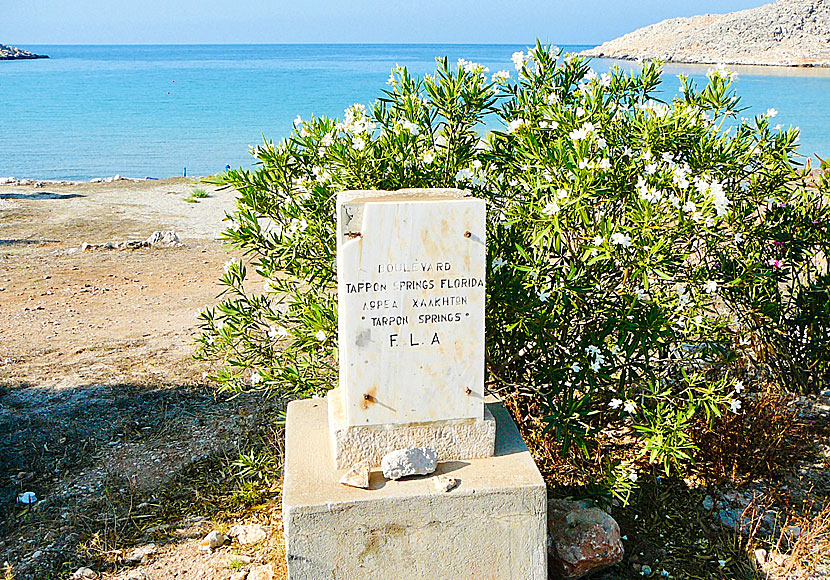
228, 523, 267, 545
282, 398, 547, 580
70, 568, 97, 579
381, 447, 437, 480
145, 231, 180, 246
125, 543, 157, 564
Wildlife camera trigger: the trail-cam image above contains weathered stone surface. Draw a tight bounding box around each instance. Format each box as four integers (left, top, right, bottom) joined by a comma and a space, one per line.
548, 501, 623, 579
228, 523, 267, 545
328, 397, 496, 468
70, 567, 97, 579
335, 189, 486, 428
584, 0, 830, 67
283, 398, 547, 580
381, 447, 437, 480
338, 461, 370, 488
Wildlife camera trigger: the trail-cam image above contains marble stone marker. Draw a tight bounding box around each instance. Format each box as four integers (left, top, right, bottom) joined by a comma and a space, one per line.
327, 188, 495, 467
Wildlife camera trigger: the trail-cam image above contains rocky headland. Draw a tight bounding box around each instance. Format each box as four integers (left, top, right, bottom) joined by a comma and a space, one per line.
584, 0, 830, 67
0, 44, 48, 60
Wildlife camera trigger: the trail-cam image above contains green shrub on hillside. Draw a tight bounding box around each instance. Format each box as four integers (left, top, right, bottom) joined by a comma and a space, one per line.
196, 43, 830, 497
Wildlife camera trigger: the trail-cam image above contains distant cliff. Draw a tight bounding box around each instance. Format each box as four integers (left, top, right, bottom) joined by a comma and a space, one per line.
583, 0, 830, 67
0, 44, 48, 60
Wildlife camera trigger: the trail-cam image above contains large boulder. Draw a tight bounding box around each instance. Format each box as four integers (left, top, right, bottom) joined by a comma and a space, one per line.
548, 500, 624, 579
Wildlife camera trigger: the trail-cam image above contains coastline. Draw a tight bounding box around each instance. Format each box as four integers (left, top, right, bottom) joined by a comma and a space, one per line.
583, 0, 830, 69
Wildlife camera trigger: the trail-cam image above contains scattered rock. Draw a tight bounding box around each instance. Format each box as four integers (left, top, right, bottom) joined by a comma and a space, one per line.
70, 567, 97, 579
548, 500, 624, 579
198, 530, 228, 552
381, 447, 437, 480
125, 543, 157, 564
247, 564, 274, 580
80, 230, 182, 251
121, 572, 150, 580
228, 523, 268, 545
433, 475, 460, 492
338, 461, 370, 489
145, 230, 181, 246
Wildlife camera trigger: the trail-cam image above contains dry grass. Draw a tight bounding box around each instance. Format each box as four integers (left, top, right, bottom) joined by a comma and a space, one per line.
691, 388, 813, 485
776, 503, 830, 579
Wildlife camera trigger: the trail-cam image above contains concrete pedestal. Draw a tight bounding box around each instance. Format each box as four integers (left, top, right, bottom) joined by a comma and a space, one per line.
282, 398, 547, 580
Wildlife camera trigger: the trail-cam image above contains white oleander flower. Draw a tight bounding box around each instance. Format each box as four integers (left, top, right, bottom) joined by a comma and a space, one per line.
507, 118, 526, 133
321, 132, 335, 147
401, 119, 420, 135
734, 380, 745, 393
511, 50, 529, 71
455, 168, 473, 182
538, 289, 551, 302
492, 257, 507, 271
543, 201, 560, 216
592, 235, 604, 246
729, 399, 742, 414
734, 232, 744, 243
704, 280, 718, 294
351, 136, 366, 151
586, 345, 601, 356
250, 371, 262, 386
315, 330, 327, 342
571, 362, 582, 373
766, 108, 778, 118
628, 470, 638, 482
610, 232, 631, 247
609, 398, 623, 409
422, 151, 435, 164
492, 70, 511, 82
623, 400, 637, 414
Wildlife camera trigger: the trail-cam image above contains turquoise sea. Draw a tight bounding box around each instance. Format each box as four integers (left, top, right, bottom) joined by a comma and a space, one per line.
2, 44, 830, 180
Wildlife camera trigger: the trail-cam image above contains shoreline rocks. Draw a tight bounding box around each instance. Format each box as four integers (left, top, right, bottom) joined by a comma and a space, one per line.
0, 44, 48, 60
583, 0, 830, 67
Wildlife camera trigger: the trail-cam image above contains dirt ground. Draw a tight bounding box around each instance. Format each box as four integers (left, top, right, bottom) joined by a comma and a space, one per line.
0, 178, 287, 580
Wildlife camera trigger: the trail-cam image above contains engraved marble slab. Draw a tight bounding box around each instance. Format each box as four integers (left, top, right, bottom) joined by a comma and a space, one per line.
335, 188, 486, 427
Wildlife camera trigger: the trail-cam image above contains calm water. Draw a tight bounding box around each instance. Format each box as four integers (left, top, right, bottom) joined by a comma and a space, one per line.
1, 44, 829, 180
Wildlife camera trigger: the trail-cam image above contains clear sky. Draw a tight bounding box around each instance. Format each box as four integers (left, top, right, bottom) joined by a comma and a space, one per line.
5, 0, 768, 45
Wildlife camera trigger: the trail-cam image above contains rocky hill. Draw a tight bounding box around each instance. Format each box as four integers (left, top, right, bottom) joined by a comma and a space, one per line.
583, 0, 830, 67
0, 44, 48, 60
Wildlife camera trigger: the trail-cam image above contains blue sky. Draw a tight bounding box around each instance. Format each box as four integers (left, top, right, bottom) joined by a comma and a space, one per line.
6, 0, 767, 45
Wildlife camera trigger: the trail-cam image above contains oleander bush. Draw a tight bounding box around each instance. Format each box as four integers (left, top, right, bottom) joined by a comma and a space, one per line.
196, 42, 830, 497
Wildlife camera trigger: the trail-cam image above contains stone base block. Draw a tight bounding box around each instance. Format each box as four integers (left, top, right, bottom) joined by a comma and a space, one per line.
283, 398, 547, 580
327, 389, 496, 468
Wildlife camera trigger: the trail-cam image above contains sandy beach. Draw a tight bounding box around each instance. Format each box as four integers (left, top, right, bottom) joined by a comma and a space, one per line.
0, 177, 287, 580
